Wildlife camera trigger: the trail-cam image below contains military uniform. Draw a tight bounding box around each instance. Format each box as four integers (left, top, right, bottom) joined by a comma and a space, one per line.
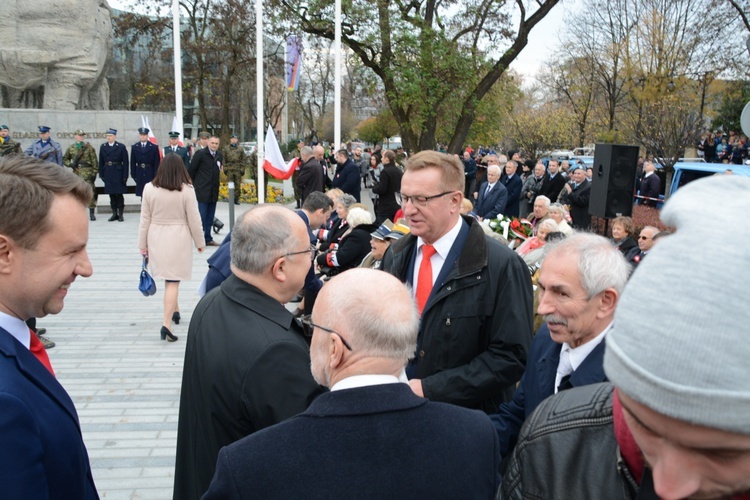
222, 142, 247, 204
131, 129, 161, 197
25, 126, 63, 165
63, 132, 99, 219
164, 144, 190, 168
0, 125, 22, 157
99, 128, 130, 222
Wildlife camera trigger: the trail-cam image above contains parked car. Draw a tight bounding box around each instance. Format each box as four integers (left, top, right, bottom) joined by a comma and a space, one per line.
240, 142, 257, 155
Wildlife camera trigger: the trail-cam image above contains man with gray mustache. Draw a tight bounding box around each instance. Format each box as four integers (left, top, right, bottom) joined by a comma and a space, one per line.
490, 232, 629, 470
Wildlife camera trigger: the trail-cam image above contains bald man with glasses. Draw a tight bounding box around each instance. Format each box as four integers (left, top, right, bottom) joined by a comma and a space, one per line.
204, 269, 500, 499
382, 150, 533, 414
174, 205, 324, 500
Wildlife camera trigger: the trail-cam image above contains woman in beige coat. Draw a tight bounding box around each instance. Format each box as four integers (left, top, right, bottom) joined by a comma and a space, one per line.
138, 154, 205, 342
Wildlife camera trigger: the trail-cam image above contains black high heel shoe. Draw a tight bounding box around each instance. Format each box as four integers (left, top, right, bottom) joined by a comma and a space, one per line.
172, 312, 181, 324
160, 326, 178, 342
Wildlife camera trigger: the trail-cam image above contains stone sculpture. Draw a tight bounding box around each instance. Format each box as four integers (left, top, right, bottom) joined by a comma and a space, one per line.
0, 0, 114, 110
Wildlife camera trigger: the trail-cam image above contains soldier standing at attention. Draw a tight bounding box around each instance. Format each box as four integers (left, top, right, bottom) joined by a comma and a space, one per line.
165, 131, 190, 168
25, 126, 63, 165
222, 134, 247, 205
131, 127, 161, 198
63, 129, 99, 221
0, 125, 22, 157
99, 128, 129, 222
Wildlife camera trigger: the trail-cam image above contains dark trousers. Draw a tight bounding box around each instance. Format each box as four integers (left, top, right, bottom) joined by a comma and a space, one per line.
198, 202, 217, 243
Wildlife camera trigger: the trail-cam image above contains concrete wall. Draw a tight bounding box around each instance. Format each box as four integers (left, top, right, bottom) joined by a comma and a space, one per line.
0, 109, 175, 152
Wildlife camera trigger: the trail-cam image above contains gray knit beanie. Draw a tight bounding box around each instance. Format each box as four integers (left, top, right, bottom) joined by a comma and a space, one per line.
605, 174, 750, 435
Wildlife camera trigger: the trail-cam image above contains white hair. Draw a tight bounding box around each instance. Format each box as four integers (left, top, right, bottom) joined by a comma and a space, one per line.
345, 207, 373, 228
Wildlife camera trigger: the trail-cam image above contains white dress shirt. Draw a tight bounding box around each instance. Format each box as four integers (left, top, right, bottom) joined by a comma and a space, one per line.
554, 321, 613, 393
412, 217, 462, 289
0, 311, 31, 349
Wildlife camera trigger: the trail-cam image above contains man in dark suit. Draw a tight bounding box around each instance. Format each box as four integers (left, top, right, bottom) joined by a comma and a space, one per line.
372, 149, 403, 224
99, 128, 129, 221
475, 164, 508, 219
563, 166, 592, 229
331, 148, 361, 202
204, 268, 500, 499
539, 158, 567, 202
130, 127, 160, 198
491, 233, 628, 465
639, 160, 660, 206
174, 205, 324, 500
381, 151, 532, 414
0, 155, 97, 498
188, 135, 222, 246
296, 145, 324, 204
501, 159, 523, 217
163, 131, 190, 168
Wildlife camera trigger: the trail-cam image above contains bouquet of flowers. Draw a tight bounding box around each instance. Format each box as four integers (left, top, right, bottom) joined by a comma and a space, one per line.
484, 215, 533, 243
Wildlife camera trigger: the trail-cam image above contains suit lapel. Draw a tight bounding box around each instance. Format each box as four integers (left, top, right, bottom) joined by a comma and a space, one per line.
535, 326, 561, 395
0, 329, 81, 428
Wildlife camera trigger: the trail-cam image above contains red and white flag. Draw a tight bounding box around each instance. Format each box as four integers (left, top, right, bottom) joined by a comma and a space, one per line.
263, 125, 299, 180
141, 115, 163, 159
170, 116, 184, 147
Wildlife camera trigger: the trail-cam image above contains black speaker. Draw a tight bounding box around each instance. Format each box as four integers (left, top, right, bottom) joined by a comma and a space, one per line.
589, 144, 639, 218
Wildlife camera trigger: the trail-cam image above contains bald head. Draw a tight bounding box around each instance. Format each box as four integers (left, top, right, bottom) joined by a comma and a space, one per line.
313, 145, 324, 160
231, 204, 307, 275
310, 269, 419, 387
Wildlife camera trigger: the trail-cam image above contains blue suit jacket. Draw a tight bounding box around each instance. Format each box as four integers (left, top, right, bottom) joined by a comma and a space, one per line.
0, 328, 98, 499
490, 324, 607, 460
501, 174, 523, 217
204, 383, 500, 499
475, 180, 508, 219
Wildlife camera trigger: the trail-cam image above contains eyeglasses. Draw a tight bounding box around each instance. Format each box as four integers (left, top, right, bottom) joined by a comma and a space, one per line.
395, 191, 454, 207
639, 235, 651, 240
282, 244, 316, 260
299, 315, 353, 351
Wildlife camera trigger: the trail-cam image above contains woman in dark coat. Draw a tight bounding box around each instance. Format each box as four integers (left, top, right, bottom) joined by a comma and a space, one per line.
610, 216, 639, 261
371, 149, 403, 224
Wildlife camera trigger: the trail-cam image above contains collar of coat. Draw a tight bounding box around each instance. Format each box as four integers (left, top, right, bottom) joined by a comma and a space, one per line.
388, 215, 488, 279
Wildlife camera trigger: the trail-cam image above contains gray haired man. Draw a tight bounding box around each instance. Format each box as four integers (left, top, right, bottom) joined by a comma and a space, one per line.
174, 205, 323, 500
501, 175, 750, 499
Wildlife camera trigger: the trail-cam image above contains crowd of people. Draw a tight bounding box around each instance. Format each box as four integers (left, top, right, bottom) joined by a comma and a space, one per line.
0, 133, 748, 500
698, 129, 750, 164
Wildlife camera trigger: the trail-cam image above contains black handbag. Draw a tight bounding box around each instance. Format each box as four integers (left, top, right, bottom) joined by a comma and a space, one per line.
139, 256, 157, 296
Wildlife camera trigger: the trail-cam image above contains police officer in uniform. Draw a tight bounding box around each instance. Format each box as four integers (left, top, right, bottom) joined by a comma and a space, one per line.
99, 128, 129, 222
25, 126, 63, 165
0, 125, 22, 157
164, 131, 190, 168
131, 127, 161, 198
63, 129, 99, 221
222, 134, 247, 205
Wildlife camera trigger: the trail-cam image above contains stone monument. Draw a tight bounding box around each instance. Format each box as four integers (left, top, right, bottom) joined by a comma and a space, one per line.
0, 0, 113, 110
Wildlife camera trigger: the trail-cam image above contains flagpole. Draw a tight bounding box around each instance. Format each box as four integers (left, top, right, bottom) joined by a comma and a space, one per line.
256, 0, 265, 204
334, 0, 341, 150
173, 0, 183, 138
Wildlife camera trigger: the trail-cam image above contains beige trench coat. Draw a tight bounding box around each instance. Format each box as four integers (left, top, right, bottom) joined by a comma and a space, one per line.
138, 182, 205, 280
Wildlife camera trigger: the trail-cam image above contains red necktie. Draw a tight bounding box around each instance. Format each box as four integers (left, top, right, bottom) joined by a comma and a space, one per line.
415, 245, 437, 315
29, 329, 55, 376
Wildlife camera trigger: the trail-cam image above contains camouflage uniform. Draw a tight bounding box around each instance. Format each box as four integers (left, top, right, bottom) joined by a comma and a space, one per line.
63, 141, 99, 211
222, 144, 247, 203
0, 137, 22, 157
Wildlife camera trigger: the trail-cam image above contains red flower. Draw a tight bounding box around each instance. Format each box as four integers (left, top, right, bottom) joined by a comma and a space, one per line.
510, 220, 520, 229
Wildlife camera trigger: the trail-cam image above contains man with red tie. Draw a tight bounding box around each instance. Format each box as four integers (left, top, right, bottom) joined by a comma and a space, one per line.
0, 155, 98, 498
381, 150, 533, 413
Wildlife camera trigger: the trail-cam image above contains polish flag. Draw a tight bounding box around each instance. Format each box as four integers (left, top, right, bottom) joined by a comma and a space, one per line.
171, 116, 184, 147
263, 125, 299, 180
141, 115, 163, 159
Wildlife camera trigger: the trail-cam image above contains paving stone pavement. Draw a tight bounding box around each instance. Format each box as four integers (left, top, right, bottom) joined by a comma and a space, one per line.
44, 189, 374, 499
44, 197, 246, 499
